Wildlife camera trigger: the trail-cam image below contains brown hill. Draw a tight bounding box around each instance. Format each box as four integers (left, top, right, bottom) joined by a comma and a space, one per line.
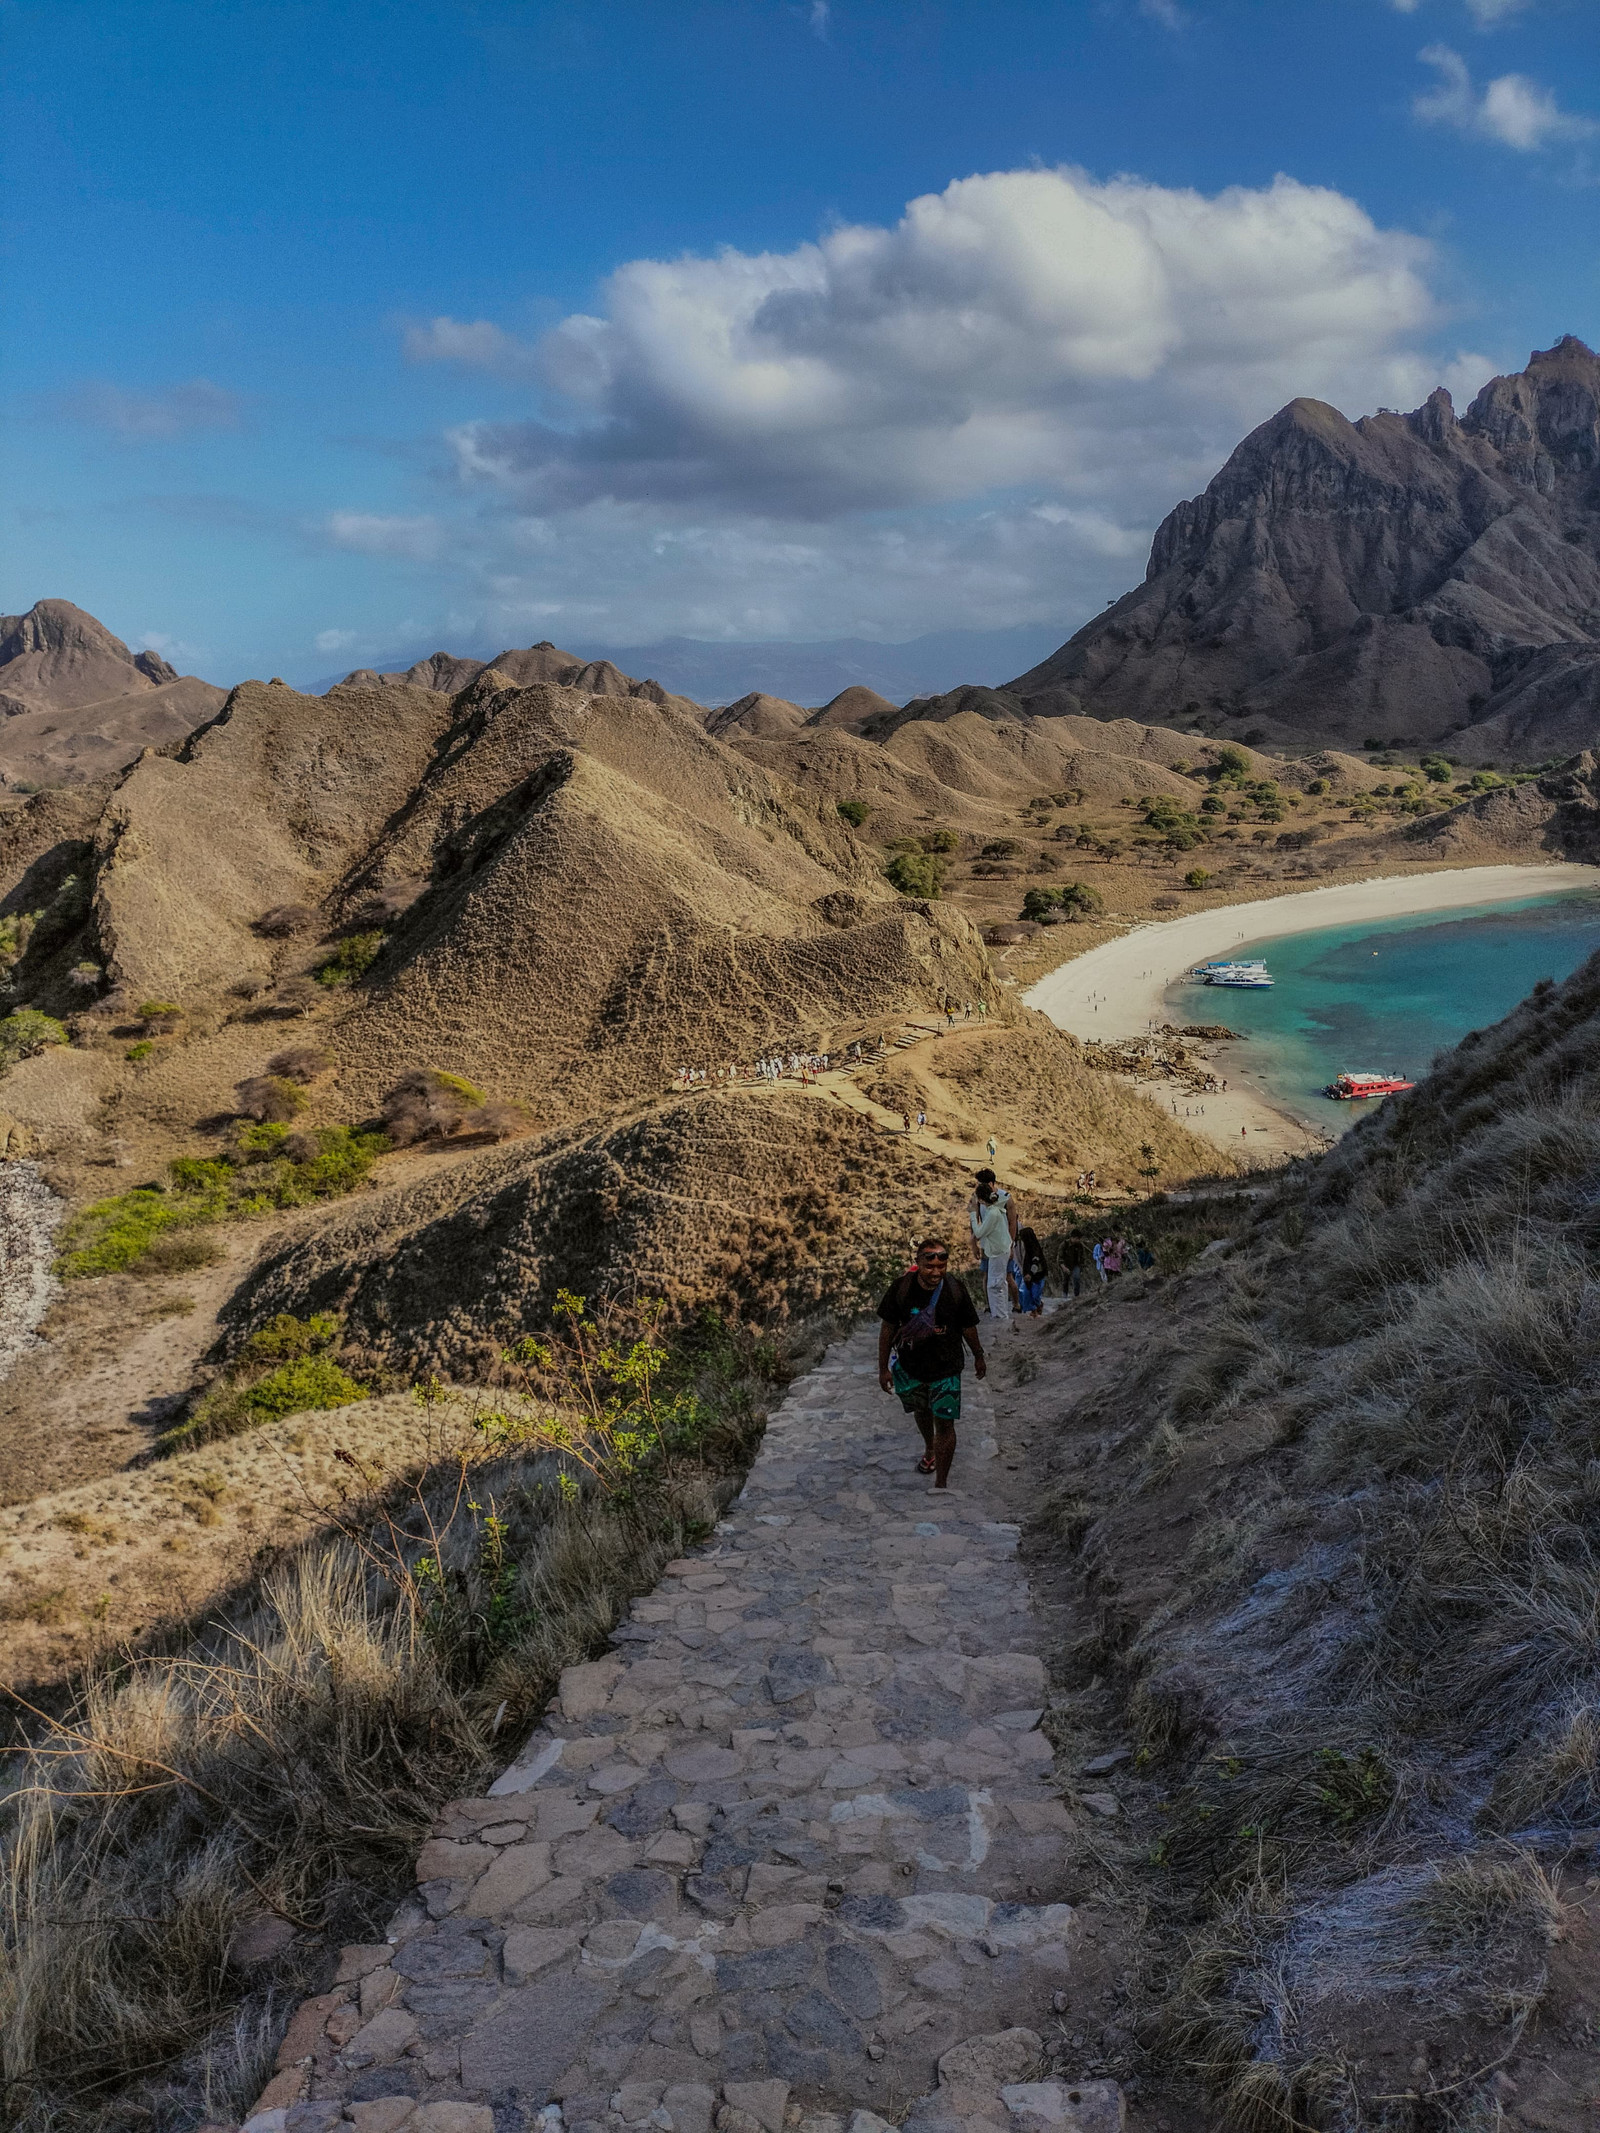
343, 640, 704, 720
702, 690, 808, 740
1007, 337, 1600, 762
0, 600, 226, 789
806, 683, 897, 729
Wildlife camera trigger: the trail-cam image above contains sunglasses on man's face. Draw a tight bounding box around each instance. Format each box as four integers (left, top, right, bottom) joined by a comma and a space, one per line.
919, 1252, 949, 1264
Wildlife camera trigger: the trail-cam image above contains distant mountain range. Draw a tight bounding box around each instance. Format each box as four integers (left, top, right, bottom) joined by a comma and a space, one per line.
318, 625, 1065, 709
1003, 337, 1600, 764
12, 340, 1600, 783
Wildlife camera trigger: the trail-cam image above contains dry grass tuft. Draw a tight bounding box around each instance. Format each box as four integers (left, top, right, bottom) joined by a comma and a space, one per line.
0, 1300, 773, 2133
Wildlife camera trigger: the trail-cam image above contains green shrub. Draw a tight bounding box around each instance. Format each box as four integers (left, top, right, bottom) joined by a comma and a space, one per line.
1021, 881, 1103, 924
56, 1188, 222, 1279
242, 1311, 341, 1364
139, 1000, 183, 1022
884, 850, 946, 898
919, 827, 959, 853
1185, 867, 1213, 889
980, 838, 1020, 858
0, 910, 42, 972
0, 1010, 68, 1068
315, 930, 384, 986
58, 1131, 389, 1278
1215, 744, 1250, 775
125, 1041, 155, 1063
1420, 754, 1453, 783
161, 1353, 367, 1452
836, 798, 872, 827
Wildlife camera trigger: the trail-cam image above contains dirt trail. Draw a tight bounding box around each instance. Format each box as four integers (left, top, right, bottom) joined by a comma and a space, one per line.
242, 1308, 1154, 2133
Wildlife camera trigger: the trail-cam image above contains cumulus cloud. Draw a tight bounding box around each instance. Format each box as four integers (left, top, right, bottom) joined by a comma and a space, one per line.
432, 167, 1453, 525
57, 377, 243, 440
1139, 0, 1185, 27
1415, 44, 1597, 148
808, 1, 829, 39
326, 511, 441, 559
372, 165, 1503, 646
314, 627, 360, 653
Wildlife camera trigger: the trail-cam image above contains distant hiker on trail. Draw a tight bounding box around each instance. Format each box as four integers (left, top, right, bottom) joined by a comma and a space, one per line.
970, 1176, 1014, 1320
986, 1135, 997, 1165
902, 1110, 911, 1134
1135, 1235, 1155, 1271
1017, 1226, 1048, 1317
878, 1238, 984, 1488
1092, 1238, 1107, 1283
916, 1107, 927, 1134
1061, 1234, 1087, 1297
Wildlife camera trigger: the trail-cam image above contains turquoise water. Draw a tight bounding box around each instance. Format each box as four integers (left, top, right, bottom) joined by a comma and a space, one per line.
1165, 889, 1600, 1130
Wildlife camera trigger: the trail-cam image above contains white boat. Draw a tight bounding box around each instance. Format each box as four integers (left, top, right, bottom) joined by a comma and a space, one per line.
1193, 959, 1273, 989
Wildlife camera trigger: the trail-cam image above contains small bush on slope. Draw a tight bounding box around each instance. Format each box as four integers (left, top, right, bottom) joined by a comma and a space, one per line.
56, 1128, 389, 1277
0, 1298, 774, 2133
1078, 954, 1600, 2125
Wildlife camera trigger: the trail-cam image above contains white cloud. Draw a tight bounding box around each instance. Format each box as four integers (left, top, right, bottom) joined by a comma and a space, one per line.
437, 167, 1448, 524
1415, 44, 1597, 148
402, 316, 539, 376
135, 629, 208, 663
374, 165, 1501, 647
1389, 0, 1532, 19
326, 511, 441, 559
314, 627, 360, 653
808, 1, 829, 39
58, 377, 243, 440
1465, 0, 1532, 25
1139, 0, 1185, 27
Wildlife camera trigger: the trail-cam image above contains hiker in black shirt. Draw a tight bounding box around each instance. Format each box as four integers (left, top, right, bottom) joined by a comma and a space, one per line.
877, 1238, 985, 1488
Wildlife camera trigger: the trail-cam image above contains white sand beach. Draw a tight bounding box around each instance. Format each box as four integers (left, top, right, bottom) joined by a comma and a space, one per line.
1024, 864, 1597, 1042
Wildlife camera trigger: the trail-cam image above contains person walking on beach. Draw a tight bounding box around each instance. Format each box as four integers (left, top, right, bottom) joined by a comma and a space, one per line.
970, 1178, 1014, 1321
878, 1238, 984, 1488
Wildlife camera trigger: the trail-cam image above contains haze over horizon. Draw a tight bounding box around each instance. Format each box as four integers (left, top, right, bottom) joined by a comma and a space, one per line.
3, 0, 1597, 694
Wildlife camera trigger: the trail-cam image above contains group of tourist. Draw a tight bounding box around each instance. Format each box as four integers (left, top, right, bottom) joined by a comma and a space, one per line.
672, 1041, 883, 1090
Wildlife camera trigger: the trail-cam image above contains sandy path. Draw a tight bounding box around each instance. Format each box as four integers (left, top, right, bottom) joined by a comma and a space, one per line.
1023, 864, 1596, 1044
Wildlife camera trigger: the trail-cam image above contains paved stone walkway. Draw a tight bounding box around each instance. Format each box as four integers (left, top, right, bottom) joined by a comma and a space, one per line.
247, 1315, 1122, 2133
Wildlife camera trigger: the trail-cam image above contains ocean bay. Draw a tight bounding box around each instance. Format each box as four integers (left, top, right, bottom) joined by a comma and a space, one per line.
1174, 889, 1600, 1132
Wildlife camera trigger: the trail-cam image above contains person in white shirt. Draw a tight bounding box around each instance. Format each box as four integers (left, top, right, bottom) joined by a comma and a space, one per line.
969, 1178, 1014, 1320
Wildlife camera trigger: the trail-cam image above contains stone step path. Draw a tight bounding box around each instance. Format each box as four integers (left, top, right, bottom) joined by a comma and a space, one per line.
246, 1314, 1122, 2133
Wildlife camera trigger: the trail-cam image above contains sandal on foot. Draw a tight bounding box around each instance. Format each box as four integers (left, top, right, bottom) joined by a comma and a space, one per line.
916, 1454, 936, 1474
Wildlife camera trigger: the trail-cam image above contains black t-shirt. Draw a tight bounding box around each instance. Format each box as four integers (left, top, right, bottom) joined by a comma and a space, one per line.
878, 1271, 980, 1381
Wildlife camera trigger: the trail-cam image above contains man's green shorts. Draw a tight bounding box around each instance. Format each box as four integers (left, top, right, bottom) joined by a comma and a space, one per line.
891, 1362, 962, 1424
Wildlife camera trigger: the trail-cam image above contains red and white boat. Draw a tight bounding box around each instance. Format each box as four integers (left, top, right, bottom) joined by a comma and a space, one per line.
1325, 1069, 1415, 1101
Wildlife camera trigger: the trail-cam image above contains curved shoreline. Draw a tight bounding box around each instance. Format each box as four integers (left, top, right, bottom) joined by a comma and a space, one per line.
1022, 863, 1598, 1043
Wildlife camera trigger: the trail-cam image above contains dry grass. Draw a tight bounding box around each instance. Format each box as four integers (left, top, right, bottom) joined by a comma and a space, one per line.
0, 1304, 774, 2133
1070, 951, 1600, 2125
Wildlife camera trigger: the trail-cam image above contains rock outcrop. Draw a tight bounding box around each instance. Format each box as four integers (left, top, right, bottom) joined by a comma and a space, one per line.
1007, 337, 1600, 761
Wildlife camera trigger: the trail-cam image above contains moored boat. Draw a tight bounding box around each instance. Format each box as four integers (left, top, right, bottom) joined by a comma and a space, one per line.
1199, 960, 1273, 988
1326, 1069, 1415, 1100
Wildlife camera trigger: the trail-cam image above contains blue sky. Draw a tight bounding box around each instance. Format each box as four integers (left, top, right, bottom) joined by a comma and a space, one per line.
2, 0, 1597, 687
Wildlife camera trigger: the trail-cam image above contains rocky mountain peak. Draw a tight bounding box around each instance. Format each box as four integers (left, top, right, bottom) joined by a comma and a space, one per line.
1007, 337, 1600, 761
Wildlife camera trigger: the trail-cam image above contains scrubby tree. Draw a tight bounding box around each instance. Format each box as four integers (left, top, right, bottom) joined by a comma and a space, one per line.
836, 799, 872, 827
235, 1075, 305, 1124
